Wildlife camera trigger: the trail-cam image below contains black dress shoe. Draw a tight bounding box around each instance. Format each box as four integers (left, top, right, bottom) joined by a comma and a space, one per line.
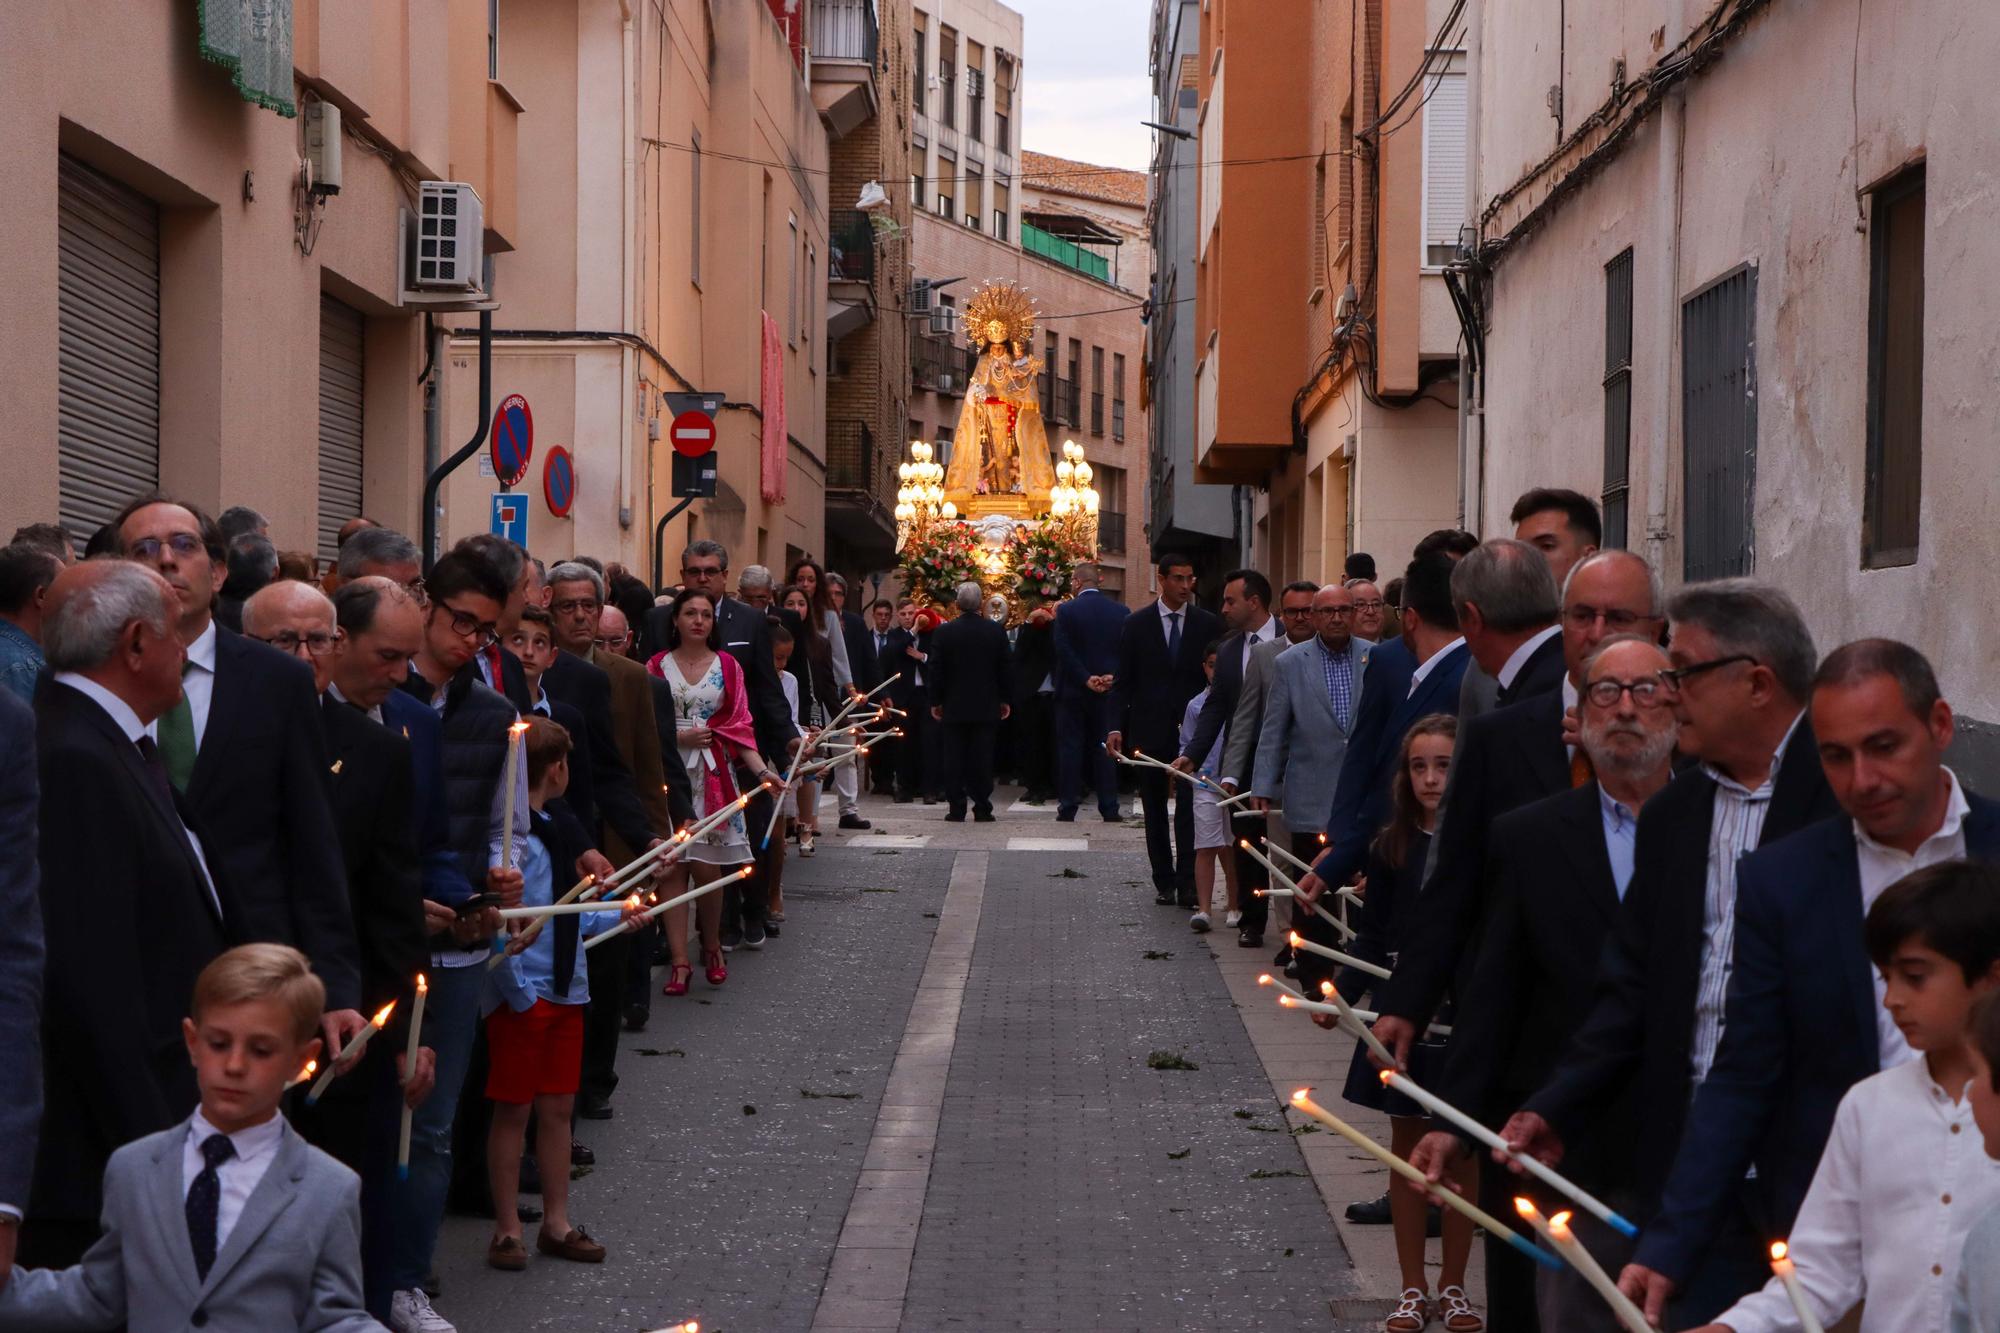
1056, 809, 1077, 822
839, 813, 872, 830
576, 1094, 614, 1121
1100, 812, 1124, 824
1175, 895, 1199, 910
973, 810, 996, 822
1272, 944, 1294, 968
623, 1004, 648, 1032
570, 1140, 595, 1167
944, 810, 966, 822
894, 793, 914, 804
1236, 930, 1264, 948
1155, 889, 1178, 906
1345, 1191, 1393, 1225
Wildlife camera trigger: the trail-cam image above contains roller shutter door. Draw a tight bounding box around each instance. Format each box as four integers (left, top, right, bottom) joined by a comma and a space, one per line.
58, 155, 161, 535
317, 295, 366, 561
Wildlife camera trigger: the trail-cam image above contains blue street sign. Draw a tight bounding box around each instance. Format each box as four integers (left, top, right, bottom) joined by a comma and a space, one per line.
490, 492, 528, 545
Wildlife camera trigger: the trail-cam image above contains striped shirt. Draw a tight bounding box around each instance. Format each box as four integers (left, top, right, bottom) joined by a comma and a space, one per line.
1688, 710, 1805, 1091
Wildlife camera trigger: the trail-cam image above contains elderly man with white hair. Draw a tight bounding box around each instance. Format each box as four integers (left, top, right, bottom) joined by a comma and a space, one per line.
924, 581, 1015, 822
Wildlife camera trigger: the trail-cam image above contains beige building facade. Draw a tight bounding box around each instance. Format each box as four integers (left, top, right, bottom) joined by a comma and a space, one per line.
1464, 0, 2000, 779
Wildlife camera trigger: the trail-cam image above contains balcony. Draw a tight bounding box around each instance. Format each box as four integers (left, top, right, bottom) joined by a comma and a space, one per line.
1021, 221, 1110, 283
1098, 509, 1128, 555
808, 0, 880, 138
911, 333, 975, 396
825, 417, 897, 558
829, 211, 875, 284
826, 417, 879, 490
1037, 371, 1082, 427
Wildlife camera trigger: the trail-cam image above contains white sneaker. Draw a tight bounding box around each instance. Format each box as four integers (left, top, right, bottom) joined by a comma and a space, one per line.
1189, 911, 1212, 933
1224, 910, 1242, 929
391, 1289, 457, 1333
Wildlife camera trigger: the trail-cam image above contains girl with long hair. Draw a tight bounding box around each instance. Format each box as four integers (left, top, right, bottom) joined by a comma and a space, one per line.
644, 588, 775, 994
779, 583, 840, 855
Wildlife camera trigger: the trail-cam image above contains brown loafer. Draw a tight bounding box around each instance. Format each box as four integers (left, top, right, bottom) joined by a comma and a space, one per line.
485, 1235, 528, 1271
536, 1225, 606, 1263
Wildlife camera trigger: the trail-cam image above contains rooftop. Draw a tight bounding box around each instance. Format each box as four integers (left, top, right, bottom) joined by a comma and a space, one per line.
1020, 149, 1148, 209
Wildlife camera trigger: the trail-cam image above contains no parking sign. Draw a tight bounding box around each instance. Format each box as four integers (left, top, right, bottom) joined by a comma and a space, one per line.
490, 394, 533, 487
543, 446, 575, 518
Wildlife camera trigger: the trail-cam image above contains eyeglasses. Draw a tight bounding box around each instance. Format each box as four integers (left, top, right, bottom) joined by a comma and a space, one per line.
682, 564, 725, 580
128, 533, 208, 561
550, 598, 601, 616
1564, 605, 1655, 632
402, 577, 427, 606
1280, 605, 1314, 619
1350, 599, 1386, 613
1315, 605, 1355, 617
432, 603, 499, 648
251, 630, 342, 656
1657, 654, 1757, 692
593, 635, 630, 650
1584, 675, 1670, 709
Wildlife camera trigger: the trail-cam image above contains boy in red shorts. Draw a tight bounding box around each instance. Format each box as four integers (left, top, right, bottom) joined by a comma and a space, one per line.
482, 718, 633, 1271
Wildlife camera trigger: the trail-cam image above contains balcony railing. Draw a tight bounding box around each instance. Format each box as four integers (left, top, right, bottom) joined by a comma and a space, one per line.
1035, 372, 1081, 427
1112, 399, 1127, 442
808, 0, 878, 63
1021, 221, 1111, 282
911, 333, 975, 395
1098, 510, 1128, 555
829, 211, 875, 283
1090, 391, 1104, 436
826, 418, 878, 491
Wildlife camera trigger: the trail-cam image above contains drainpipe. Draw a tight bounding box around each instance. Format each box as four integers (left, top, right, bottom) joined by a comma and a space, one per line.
620, 0, 639, 536
1462, 0, 1485, 532
1646, 88, 1684, 575
422, 306, 493, 572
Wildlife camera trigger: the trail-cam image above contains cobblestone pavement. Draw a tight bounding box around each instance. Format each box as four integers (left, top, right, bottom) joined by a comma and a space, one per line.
432, 793, 1357, 1332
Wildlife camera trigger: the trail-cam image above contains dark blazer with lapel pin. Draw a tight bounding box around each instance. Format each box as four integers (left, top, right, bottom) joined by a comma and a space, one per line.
1524, 722, 1840, 1217
1379, 683, 1572, 1025
30, 678, 231, 1228
181, 629, 360, 1010
0, 1119, 379, 1332
1634, 788, 2000, 1283
1439, 783, 1639, 1191
320, 696, 427, 1022
1109, 601, 1222, 757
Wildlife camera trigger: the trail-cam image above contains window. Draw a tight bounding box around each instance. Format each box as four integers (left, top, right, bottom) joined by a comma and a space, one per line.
912, 23, 927, 113
911, 172, 923, 207
967, 43, 984, 142
964, 167, 982, 227
1338, 108, 1354, 251
1864, 165, 1924, 568
1091, 346, 1105, 435
787, 212, 799, 346
939, 29, 956, 129
806, 244, 817, 366
487, 0, 499, 78
1682, 265, 1758, 581
995, 61, 1013, 151
936, 170, 955, 219
1112, 353, 1127, 441
690, 133, 702, 288
1043, 331, 1059, 418
1602, 249, 1634, 549
1421, 53, 1467, 267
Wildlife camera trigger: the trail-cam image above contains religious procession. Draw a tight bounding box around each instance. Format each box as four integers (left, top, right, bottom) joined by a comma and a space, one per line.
3, 1, 1999, 1331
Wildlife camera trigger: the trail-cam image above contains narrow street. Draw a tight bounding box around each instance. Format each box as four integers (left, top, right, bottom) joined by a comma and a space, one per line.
433, 790, 1425, 1332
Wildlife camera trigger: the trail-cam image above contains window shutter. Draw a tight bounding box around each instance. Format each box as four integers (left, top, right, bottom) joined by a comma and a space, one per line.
1423, 66, 1468, 259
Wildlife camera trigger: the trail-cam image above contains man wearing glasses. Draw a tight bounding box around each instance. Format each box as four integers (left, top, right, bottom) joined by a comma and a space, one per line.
1344, 579, 1388, 642
113, 494, 362, 1062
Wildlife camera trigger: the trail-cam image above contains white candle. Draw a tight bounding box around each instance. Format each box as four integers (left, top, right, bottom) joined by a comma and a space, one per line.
1514, 1200, 1655, 1333
396, 974, 427, 1178
1385, 1071, 1638, 1239
1286, 931, 1391, 980
1320, 981, 1399, 1068
495, 899, 637, 921
1289, 1091, 1561, 1273
304, 1000, 396, 1104
584, 865, 754, 951
492, 874, 601, 969
499, 720, 529, 870
282, 1059, 317, 1091
1770, 1242, 1825, 1333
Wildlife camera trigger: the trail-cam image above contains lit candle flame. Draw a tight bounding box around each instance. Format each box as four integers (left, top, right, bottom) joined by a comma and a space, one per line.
1380, 1067, 1394, 1085
1279, 996, 1298, 1007
1550, 1210, 1574, 1234
370, 1000, 397, 1028
509, 720, 531, 737
1237, 839, 1251, 850
1291, 1088, 1311, 1105
1320, 980, 1335, 996
286, 1059, 317, 1088
1257, 974, 1273, 986
1771, 1241, 1789, 1262
415, 973, 428, 996
1514, 1196, 1538, 1221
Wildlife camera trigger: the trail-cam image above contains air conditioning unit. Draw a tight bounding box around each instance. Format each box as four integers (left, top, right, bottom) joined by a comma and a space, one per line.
928, 305, 956, 336
413, 182, 484, 290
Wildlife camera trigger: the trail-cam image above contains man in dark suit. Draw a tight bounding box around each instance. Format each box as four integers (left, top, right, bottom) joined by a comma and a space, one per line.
826, 573, 877, 829
927, 583, 1015, 822
1052, 562, 1129, 822
24, 561, 231, 1268
1109, 552, 1222, 905
114, 496, 363, 1055
1617, 638, 2000, 1326
1010, 603, 1058, 804
454, 533, 536, 712
1459, 487, 1603, 718
881, 599, 937, 803
863, 599, 901, 793
1500, 579, 1839, 1329
0, 686, 41, 1287
1410, 635, 1679, 1330
1174, 568, 1280, 938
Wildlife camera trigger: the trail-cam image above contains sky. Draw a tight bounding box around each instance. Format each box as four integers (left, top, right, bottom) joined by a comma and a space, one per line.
1012, 0, 1154, 169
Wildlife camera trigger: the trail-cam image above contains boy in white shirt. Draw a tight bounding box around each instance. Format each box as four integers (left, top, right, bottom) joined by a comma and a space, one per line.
1693, 859, 2000, 1333
1950, 990, 2000, 1331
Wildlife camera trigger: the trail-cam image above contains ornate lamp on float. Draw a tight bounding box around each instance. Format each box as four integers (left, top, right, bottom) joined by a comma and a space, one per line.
1049, 439, 1100, 552
893, 441, 955, 552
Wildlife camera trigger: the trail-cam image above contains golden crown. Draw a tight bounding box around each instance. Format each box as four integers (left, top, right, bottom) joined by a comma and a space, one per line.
962, 281, 1038, 346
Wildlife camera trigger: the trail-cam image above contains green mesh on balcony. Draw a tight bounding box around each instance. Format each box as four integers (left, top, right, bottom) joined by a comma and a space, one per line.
1021, 222, 1110, 282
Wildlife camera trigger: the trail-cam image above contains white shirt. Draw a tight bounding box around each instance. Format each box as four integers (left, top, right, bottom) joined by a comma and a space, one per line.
1715, 1057, 2000, 1333
1855, 770, 1970, 1067
1407, 636, 1467, 698
182, 1109, 286, 1259
181, 619, 218, 746
1155, 599, 1189, 647
325, 680, 382, 726
1238, 612, 1274, 672
1561, 674, 1580, 760
1690, 710, 1806, 1089
1496, 623, 1561, 691
53, 671, 223, 918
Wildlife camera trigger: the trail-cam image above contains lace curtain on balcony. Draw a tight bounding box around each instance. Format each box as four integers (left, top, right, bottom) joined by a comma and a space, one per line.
197, 0, 296, 117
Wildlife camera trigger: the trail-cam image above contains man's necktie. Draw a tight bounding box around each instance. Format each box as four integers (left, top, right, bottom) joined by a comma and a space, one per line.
133, 735, 177, 810
156, 661, 198, 790
1166, 611, 1182, 661
1570, 748, 1596, 789
186, 1132, 235, 1280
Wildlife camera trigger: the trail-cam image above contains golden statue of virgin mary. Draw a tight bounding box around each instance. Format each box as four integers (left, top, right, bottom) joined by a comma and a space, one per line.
942, 282, 1058, 512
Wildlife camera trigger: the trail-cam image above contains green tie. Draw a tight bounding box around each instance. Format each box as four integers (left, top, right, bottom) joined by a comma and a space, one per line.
157, 661, 198, 791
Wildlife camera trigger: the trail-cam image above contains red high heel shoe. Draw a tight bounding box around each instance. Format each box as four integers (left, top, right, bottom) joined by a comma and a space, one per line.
704, 949, 728, 986
662, 963, 692, 996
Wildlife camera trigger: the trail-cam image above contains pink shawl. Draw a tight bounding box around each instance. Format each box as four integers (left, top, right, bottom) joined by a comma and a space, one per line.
647, 648, 760, 813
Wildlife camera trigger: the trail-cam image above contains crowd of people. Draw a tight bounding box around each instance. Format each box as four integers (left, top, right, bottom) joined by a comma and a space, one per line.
4, 481, 2000, 1333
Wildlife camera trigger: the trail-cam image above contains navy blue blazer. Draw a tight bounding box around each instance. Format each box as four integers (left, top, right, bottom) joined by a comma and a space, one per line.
0, 687, 42, 1214
1052, 588, 1129, 697
381, 689, 478, 908
1312, 637, 1468, 888
1634, 789, 2000, 1283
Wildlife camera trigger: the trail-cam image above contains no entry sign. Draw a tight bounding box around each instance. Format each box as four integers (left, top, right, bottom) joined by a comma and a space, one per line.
491, 394, 533, 486
670, 410, 717, 459
543, 446, 575, 518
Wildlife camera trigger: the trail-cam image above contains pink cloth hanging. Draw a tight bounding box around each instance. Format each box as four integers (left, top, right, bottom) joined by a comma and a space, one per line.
760, 310, 787, 504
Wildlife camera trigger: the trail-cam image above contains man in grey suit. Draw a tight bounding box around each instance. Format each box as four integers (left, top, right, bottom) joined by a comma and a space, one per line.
0, 687, 42, 1288
1218, 580, 1319, 942
1254, 582, 1372, 852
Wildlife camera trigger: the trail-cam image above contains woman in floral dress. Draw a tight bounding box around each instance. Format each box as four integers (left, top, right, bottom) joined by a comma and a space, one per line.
646, 588, 774, 994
